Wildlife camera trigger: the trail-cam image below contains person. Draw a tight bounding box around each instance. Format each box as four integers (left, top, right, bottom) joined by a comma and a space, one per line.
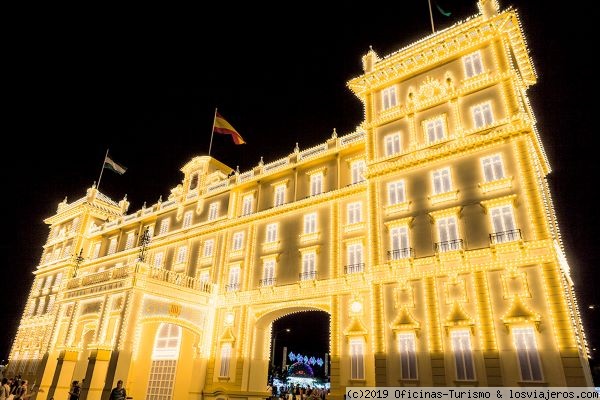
109, 380, 126, 400
14, 380, 27, 399
0, 378, 9, 400
68, 381, 80, 400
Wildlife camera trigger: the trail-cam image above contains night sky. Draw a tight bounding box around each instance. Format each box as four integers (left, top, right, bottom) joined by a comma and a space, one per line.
3, 0, 598, 375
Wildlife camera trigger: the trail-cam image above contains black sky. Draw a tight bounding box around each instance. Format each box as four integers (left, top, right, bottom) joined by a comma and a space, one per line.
3, 1, 598, 371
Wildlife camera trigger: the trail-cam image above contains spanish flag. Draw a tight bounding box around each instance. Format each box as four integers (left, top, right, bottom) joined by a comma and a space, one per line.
213, 112, 246, 145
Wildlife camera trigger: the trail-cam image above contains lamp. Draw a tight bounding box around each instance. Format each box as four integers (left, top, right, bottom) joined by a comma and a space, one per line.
271, 328, 291, 368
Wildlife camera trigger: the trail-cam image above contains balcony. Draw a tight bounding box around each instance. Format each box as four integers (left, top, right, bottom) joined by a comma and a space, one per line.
259, 277, 277, 287
489, 229, 522, 244
225, 283, 240, 292
344, 263, 365, 274
299, 271, 318, 281
435, 239, 464, 253
387, 248, 415, 260
66, 263, 212, 293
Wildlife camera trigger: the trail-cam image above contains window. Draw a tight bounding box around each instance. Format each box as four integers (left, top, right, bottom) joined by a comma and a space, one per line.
437, 216, 460, 252
43, 275, 54, 290
146, 225, 155, 240
199, 271, 210, 285
176, 246, 188, 264
208, 203, 219, 221
350, 339, 365, 380
71, 217, 80, 232
513, 327, 543, 382
463, 51, 484, 78
55, 272, 63, 286
432, 168, 452, 194
490, 205, 517, 243
146, 323, 181, 400
62, 244, 72, 258
310, 172, 323, 196
242, 195, 254, 216
124, 231, 135, 250
381, 86, 398, 111
266, 223, 278, 243
301, 252, 316, 279
481, 154, 505, 182
183, 211, 193, 228
274, 184, 286, 206
219, 343, 232, 377
425, 116, 446, 143
347, 202, 362, 224
227, 267, 240, 291
203, 239, 214, 258
351, 160, 366, 184
385, 133, 401, 156
472, 102, 494, 128
390, 226, 410, 259
398, 332, 418, 380
153, 252, 164, 268
304, 213, 317, 234
451, 329, 475, 381
388, 180, 406, 205
107, 237, 117, 255
347, 243, 363, 273
46, 295, 56, 313
36, 297, 46, 315
189, 173, 199, 191
262, 260, 276, 286
232, 232, 245, 251
159, 218, 170, 235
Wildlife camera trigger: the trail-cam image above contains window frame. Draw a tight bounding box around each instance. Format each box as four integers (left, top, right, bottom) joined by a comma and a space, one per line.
381, 86, 398, 111
463, 51, 484, 78
424, 115, 447, 144
397, 332, 418, 380
481, 154, 505, 182
451, 329, 476, 381
182, 210, 194, 228
347, 202, 363, 224
432, 167, 452, 195
349, 338, 366, 380
384, 132, 402, 156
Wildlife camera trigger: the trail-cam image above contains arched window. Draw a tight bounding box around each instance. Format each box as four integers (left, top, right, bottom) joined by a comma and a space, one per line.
146, 323, 182, 400
189, 173, 199, 191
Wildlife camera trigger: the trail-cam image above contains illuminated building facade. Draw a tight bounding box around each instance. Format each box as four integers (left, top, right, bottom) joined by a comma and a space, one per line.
7, 1, 592, 398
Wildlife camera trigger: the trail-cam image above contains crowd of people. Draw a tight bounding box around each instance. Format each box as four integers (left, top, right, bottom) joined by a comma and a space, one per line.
0, 375, 126, 400
0, 376, 29, 399
269, 384, 328, 400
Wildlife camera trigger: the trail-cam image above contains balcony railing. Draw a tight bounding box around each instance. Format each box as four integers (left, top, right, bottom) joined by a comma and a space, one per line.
489, 229, 522, 244
344, 263, 365, 274
435, 239, 464, 253
259, 277, 277, 287
66, 263, 212, 293
225, 283, 240, 292
299, 271, 318, 281
387, 248, 415, 260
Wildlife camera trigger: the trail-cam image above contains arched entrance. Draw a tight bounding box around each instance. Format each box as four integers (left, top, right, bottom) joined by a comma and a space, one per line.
245, 306, 331, 393
128, 319, 204, 400
269, 311, 330, 389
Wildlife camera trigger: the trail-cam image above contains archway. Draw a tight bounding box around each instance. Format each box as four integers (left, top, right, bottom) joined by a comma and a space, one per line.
270, 311, 330, 392
129, 319, 203, 400
246, 306, 331, 393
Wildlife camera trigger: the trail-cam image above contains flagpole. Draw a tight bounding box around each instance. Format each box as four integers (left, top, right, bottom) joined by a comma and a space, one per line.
428, 0, 435, 33
208, 107, 218, 157
96, 149, 109, 191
